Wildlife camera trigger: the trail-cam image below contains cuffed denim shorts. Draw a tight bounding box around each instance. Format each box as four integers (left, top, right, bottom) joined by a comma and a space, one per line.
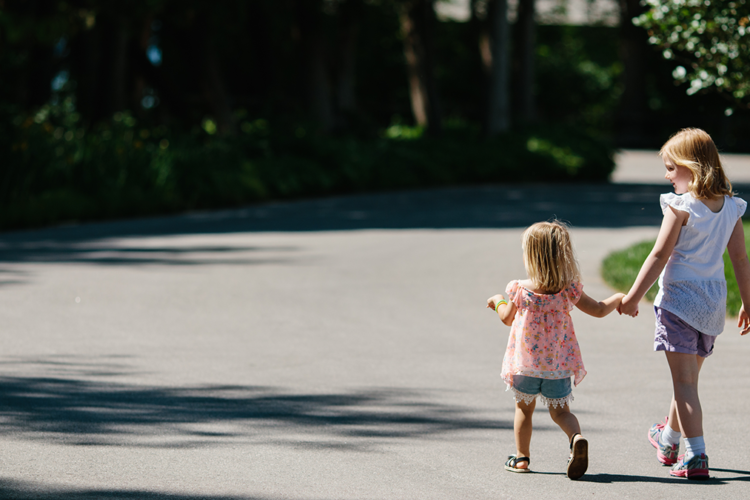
654, 306, 716, 358
512, 375, 572, 400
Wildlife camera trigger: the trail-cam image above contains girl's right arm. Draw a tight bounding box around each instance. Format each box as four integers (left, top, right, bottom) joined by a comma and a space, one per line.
620, 205, 688, 317
726, 218, 750, 335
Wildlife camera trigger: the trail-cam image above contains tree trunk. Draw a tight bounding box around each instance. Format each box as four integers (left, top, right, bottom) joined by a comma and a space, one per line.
310, 38, 335, 132
72, 10, 132, 123
486, 0, 510, 135
401, 0, 442, 136
111, 18, 129, 113
193, 14, 236, 136
13, 2, 57, 110
617, 0, 648, 146
295, 0, 335, 133
402, 11, 427, 126
131, 14, 153, 113
472, 0, 492, 73
334, 0, 362, 130
515, 0, 536, 124
247, 2, 275, 112
471, 0, 492, 133
73, 22, 105, 123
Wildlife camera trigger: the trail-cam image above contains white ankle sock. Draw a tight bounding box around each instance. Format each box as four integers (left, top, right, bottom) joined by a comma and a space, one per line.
684, 436, 705, 460
660, 423, 681, 446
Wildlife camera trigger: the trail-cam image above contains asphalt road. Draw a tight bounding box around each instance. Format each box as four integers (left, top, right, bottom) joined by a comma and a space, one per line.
1, 159, 749, 498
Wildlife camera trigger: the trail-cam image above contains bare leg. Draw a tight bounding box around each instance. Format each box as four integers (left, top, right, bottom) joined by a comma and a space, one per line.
665, 352, 705, 438
549, 403, 581, 441
667, 395, 679, 432
667, 355, 705, 434
551, 403, 588, 479
513, 398, 535, 468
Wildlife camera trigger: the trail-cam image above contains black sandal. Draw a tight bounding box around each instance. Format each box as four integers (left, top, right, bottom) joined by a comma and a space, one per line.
567, 433, 588, 480
505, 454, 531, 473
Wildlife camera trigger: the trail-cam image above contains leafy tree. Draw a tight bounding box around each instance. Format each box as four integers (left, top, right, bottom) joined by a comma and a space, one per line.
634, 0, 750, 107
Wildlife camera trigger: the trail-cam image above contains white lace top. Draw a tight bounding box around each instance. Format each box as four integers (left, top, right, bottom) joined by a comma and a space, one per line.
654, 192, 747, 335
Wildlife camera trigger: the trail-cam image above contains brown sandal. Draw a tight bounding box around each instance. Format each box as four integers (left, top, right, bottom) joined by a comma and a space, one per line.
505, 454, 531, 473
567, 433, 588, 480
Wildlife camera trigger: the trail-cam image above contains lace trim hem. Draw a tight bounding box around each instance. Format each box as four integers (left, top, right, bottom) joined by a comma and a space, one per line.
540, 393, 574, 409
510, 387, 574, 408
511, 388, 538, 406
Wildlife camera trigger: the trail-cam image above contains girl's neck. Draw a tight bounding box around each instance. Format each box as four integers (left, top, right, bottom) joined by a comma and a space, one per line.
520, 279, 561, 295
700, 195, 725, 213
682, 190, 725, 213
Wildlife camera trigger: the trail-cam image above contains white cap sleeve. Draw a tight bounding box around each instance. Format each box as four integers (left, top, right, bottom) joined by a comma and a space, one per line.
659, 193, 687, 214
734, 196, 747, 219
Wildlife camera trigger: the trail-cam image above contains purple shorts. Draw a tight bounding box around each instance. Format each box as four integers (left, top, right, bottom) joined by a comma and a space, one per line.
654, 307, 716, 358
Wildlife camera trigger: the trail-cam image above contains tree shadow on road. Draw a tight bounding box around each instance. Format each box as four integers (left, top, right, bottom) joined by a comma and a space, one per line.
0, 479, 265, 500
0, 242, 303, 267
0, 369, 510, 449
0, 182, 712, 284
0, 182, 677, 275
7, 185, 667, 241
4, 182, 750, 267
4, 182, 750, 269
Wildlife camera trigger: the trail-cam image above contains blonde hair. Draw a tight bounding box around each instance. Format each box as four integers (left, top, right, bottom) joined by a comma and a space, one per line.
660, 128, 733, 200
522, 221, 580, 294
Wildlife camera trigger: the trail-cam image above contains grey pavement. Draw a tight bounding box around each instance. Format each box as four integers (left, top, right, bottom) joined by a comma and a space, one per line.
613, 149, 750, 184
0, 153, 749, 499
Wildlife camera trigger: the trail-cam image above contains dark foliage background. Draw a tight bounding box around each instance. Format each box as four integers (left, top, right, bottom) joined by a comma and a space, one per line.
1, 0, 748, 230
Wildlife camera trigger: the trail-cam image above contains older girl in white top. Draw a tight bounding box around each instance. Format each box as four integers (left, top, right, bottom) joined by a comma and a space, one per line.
620, 128, 750, 480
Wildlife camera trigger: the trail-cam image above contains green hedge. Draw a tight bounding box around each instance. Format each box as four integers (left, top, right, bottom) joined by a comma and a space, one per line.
1, 107, 615, 230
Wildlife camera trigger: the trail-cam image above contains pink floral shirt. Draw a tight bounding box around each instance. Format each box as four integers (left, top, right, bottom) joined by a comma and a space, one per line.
501, 280, 587, 388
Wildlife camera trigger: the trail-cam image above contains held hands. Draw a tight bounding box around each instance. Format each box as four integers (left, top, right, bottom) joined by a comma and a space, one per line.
738, 304, 750, 335
613, 292, 626, 310
618, 294, 639, 317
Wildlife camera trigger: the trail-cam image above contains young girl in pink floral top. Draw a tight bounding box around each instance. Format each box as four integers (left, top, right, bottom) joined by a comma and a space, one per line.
487, 221, 623, 479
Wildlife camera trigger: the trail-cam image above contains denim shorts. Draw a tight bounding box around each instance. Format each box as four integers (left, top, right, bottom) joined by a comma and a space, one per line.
654, 307, 716, 358
511, 374, 573, 408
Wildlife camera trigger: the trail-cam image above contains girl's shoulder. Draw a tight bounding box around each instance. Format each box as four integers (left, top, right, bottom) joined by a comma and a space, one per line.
661, 192, 747, 219
506, 280, 537, 300
505, 279, 521, 299
506, 280, 532, 308
564, 281, 583, 303
659, 192, 694, 214
506, 279, 581, 308
511, 279, 552, 295
731, 195, 747, 218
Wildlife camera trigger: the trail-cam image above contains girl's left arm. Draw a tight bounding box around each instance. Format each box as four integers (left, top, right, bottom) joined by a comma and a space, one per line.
726, 219, 750, 335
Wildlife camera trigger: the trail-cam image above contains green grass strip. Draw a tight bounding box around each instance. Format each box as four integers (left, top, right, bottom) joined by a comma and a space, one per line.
600, 221, 750, 317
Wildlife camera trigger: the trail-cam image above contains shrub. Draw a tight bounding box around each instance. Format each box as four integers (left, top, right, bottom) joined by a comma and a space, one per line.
1, 108, 616, 230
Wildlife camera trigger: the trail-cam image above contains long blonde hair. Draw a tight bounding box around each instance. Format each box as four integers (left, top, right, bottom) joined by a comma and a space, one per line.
660, 128, 733, 200
522, 221, 580, 294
